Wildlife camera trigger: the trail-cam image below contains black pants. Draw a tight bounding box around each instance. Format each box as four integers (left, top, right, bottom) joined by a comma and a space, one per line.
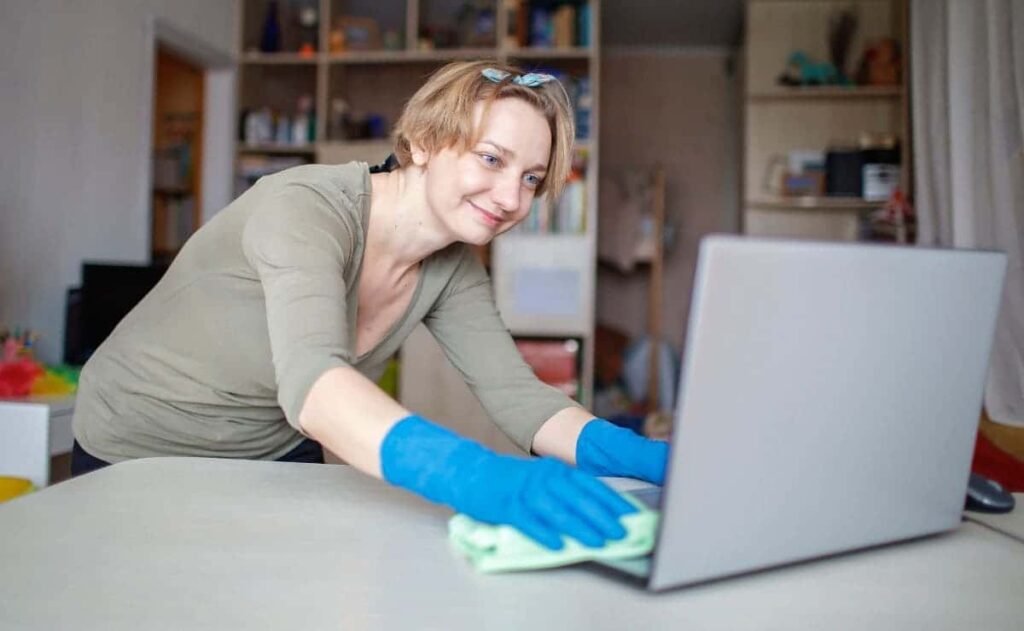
70, 438, 325, 478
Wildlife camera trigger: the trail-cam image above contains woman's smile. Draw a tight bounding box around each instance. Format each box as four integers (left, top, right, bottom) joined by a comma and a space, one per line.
469, 200, 504, 228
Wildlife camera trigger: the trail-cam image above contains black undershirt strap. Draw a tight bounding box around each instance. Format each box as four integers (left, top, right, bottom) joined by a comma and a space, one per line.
368, 153, 399, 174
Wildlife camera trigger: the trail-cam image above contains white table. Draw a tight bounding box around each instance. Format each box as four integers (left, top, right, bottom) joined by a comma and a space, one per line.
966, 493, 1024, 543
1, 458, 1023, 631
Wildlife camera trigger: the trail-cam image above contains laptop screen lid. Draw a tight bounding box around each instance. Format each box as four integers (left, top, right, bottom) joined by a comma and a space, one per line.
647, 236, 1007, 591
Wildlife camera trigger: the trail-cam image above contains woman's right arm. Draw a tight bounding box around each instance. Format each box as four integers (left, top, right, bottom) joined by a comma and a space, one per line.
298, 364, 638, 550
298, 365, 407, 478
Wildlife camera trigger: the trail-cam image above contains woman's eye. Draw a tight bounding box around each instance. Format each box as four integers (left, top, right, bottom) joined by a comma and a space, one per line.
523, 174, 542, 189
479, 153, 500, 167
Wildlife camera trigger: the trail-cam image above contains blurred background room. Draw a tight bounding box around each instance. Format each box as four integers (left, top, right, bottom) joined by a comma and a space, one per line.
2, 0, 1022, 494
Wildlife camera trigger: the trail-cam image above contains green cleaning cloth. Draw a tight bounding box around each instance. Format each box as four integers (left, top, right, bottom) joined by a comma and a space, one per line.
448, 494, 658, 573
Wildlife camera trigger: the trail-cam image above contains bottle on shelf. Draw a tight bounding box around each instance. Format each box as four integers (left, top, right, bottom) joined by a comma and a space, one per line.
291, 96, 314, 146
328, 98, 348, 141
275, 112, 291, 145
243, 107, 274, 145
259, 0, 282, 53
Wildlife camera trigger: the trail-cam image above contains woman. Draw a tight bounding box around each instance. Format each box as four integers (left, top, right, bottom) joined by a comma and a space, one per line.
72, 60, 667, 550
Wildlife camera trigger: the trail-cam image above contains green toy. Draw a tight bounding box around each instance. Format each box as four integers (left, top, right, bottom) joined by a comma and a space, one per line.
778, 51, 846, 86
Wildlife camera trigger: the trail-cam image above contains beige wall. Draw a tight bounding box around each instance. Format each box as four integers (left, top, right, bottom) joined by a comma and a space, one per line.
597, 48, 739, 350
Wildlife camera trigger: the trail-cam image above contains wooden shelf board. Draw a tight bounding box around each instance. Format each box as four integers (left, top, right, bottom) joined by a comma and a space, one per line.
747, 196, 887, 211
505, 46, 594, 59
747, 85, 903, 101
237, 144, 317, 155
241, 52, 319, 65
318, 139, 393, 148
327, 48, 496, 64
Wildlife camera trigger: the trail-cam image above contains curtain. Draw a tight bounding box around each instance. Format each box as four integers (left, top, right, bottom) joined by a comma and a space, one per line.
912, 0, 1024, 427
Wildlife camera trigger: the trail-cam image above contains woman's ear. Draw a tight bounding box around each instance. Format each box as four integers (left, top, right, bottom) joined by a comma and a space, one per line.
409, 142, 430, 167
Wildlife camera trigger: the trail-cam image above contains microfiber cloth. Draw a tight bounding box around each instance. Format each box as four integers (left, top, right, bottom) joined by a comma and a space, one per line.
448, 494, 658, 573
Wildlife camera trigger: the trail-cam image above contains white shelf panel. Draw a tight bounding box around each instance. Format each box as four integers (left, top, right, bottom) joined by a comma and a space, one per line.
491, 233, 595, 338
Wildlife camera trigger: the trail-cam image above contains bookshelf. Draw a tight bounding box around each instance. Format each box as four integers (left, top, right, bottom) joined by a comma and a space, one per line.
235, 0, 601, 447
742, 0, 911, 242
151, 47, 205, 263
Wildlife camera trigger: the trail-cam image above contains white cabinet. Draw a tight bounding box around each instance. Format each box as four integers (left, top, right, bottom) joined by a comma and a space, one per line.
0, 395, 75, 487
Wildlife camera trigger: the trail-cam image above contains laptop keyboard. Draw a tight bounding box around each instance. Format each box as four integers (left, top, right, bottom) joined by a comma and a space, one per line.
627, 486, 663, 510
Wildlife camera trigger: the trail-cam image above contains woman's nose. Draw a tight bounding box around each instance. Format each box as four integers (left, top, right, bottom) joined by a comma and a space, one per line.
491, 172, 521, 214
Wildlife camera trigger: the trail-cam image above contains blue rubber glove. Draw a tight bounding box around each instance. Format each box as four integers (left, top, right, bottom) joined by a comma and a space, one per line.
576, 418, 669, 485
380, 415, 637, 551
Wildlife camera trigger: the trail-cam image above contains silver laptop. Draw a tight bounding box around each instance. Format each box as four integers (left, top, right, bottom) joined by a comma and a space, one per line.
602, 235, 1007, 591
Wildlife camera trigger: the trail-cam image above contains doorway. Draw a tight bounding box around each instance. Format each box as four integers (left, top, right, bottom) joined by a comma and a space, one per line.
151, 46, 205, 263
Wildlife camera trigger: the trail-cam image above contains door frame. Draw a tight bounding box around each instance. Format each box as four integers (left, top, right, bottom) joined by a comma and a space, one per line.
143, 17, 236, 244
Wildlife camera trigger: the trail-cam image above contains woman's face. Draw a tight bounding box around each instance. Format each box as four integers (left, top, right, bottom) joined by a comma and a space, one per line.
418, 97, 552, 246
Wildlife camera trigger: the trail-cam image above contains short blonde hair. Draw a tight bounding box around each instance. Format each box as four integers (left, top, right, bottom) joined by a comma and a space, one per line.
393, 60, 576, 199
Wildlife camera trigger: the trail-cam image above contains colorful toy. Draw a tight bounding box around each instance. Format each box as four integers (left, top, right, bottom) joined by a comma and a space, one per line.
857, 38, 901, 86
0, 327, 79, 397
777, 51, 841, 86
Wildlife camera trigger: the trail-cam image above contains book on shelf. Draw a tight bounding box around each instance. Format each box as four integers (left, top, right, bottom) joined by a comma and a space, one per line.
522, 1, 590, 48
552, 5, 575, 47
515, 337, 581, 400
504, 0, 529, 48
513, 150, 588, 235
153, 196, 194, 254
514, 174, 586, 235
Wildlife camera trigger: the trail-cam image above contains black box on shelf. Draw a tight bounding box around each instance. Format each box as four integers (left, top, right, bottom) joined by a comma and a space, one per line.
825, 149, 863, 197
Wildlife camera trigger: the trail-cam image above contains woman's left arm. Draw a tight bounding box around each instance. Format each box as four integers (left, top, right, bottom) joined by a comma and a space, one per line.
533, 407, 669, 485
426, 247, 668, 484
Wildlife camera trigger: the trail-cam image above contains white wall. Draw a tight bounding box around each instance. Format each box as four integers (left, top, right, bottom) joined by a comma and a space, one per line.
0, 0, 236, 364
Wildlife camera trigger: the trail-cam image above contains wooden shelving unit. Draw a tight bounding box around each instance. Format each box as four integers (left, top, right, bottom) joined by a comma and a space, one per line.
236, 1, 599, 169
742, 0, 911, 242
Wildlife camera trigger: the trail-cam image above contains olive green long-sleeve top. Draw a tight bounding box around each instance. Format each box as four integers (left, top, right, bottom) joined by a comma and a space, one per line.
73, 162, 573, 463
